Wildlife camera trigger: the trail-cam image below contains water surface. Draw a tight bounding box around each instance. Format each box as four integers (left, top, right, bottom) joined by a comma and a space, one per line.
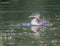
0, 0, 60, 46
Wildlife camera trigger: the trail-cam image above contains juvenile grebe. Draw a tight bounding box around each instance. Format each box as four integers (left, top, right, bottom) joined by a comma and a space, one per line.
29, 13, 49, 26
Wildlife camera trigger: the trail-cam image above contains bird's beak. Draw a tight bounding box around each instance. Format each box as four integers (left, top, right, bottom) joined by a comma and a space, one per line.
28, 16, 32, 18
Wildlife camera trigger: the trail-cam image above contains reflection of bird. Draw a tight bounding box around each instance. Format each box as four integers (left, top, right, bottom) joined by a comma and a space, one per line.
29, 26, 40, 39
29, 12, 49, 26
31, 25, 47, 32
31, 26, 40, 32
31, 32, 40, 40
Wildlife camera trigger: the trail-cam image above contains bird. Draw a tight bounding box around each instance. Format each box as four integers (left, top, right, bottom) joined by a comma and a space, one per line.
28, 12, 49, 26
9, 12, 50, 27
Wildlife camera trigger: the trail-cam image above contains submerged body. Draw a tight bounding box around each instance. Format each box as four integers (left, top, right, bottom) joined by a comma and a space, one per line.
9, 13, 49, 27
9, 19, 49, 27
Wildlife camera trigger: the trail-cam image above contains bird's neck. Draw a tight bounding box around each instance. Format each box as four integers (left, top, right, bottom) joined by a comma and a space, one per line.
35, 17, 40, 19
37, 19, 40, 22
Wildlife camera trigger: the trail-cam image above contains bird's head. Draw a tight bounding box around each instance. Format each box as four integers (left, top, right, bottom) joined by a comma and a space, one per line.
28, 12, 40, 19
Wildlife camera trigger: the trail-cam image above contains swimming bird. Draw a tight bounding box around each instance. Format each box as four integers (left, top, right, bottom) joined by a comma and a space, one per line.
9, 12, 49, 27
29, 12, 49, 26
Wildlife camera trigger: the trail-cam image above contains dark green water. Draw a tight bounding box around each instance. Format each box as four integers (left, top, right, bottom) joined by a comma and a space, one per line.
0, 0, 60, 46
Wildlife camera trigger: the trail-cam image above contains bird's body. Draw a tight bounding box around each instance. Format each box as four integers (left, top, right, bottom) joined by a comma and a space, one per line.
31, 18, 49, 26
31, 18, 40, 25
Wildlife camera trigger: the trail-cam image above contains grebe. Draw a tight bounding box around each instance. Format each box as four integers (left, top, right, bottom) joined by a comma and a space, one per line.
29, 12, 49, 26
9, 12, 49, 27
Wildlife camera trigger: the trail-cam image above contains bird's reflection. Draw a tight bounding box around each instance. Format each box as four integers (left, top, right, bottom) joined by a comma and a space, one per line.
29, 26, 41, 40
31, 26, 40, 32
23, 25, 48, 40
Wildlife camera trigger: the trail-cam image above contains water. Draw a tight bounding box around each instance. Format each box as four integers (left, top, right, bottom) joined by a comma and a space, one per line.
0, 0, 60, 46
